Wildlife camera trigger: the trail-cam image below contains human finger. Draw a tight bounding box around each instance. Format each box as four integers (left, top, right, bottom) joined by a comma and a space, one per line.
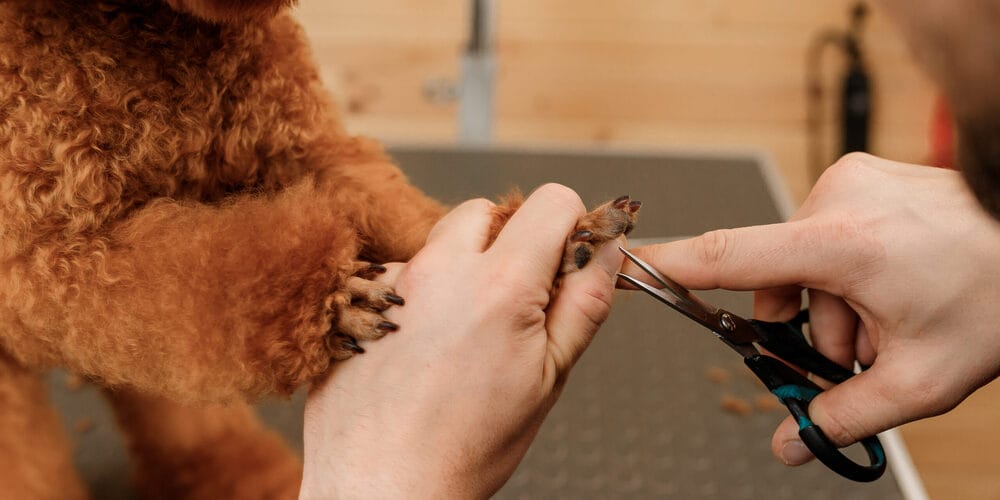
770, 362, 910, 466
807, 289, 859, 370
754, 286, 803, 322
488, 184, 586, 285
771, 416, 815, 466
544, 237, 624, 383
423, 198, 497, 253
855, 322, 877, 367
621, 220, 875, 294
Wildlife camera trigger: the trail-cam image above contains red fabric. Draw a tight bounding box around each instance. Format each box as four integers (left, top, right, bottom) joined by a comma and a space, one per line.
928, 95, 957, 169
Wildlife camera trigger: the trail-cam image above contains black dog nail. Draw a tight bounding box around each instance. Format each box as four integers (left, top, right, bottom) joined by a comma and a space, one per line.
628, 200, 642, 212
341, 340, 365, 354
613, 195, 630, 209
368, 264, 387, 273
571, 229, 594, 242
385, 294, 405, 306
378, 321, 399, 332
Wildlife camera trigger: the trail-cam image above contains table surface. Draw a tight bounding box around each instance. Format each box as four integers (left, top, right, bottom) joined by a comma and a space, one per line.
48, 146, 909, 498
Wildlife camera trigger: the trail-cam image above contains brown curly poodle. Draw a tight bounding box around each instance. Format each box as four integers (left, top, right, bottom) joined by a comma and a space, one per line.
0, 0, 639, 497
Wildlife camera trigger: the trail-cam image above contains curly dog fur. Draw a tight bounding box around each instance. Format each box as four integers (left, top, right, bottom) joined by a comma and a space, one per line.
1, 0, 447, 496
0, 0, 446, 402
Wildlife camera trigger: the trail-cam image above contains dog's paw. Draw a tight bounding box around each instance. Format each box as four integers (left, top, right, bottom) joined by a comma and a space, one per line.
325, 262, 404, 360
561, 195, 641, 274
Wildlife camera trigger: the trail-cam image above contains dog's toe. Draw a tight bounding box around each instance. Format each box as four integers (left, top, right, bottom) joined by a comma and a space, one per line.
326, 261, 405, 360
560, 195, 641, 273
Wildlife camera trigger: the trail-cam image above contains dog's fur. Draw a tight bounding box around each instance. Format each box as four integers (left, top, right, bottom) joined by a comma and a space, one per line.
0, 0, 637, 497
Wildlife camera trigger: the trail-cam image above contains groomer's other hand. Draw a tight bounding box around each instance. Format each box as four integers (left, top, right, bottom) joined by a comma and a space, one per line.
300, 184, 625, 499
622, 153, 1000, 466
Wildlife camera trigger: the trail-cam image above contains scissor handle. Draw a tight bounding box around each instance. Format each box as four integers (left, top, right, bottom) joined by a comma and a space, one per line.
749, 310, 854, 384
744, 354, 887, 482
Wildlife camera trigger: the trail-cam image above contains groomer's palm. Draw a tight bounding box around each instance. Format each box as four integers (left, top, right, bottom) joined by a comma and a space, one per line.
301, 185, 626, 498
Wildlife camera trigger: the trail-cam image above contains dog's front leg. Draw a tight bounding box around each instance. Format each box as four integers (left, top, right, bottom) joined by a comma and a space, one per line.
1, 177, 400, 402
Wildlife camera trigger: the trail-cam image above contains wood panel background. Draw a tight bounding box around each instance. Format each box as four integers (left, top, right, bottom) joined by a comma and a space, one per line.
294, 2, 998, 498
294, 0, 938, 202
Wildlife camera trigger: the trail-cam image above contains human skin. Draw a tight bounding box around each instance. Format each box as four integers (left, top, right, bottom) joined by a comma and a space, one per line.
623, 153, 1000, 465
300, 184, 626, 498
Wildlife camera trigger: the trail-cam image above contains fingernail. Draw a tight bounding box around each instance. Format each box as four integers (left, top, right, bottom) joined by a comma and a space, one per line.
385, 294, 405, 306
377, 321, 399, 332
780, 439, 813, 466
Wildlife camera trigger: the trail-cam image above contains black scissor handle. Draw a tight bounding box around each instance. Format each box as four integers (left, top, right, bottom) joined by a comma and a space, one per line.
744, 355, 887, 482
749, 310, 854, 384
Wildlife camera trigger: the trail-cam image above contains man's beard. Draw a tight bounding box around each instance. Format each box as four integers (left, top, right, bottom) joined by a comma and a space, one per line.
957, 111, 1000, 220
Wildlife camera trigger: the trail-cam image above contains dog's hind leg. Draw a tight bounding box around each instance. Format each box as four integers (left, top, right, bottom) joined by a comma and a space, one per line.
0, 353, 88, 500
104, 389, 302, 500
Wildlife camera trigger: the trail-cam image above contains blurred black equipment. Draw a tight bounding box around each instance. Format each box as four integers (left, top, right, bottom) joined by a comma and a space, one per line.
806, 3, 871, 183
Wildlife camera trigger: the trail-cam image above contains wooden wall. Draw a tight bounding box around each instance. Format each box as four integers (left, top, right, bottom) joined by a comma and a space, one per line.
294, 0, 937, 202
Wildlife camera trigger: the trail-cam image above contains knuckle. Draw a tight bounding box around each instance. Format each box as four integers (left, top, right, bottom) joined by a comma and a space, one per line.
575, 282, 615, 329
815, 152, 874, 192
893, 369, 957, 419
821, 409, 865, 446
815, 389, 881, 446
694, 229, 734, 268
809, 216, 884, 293
831, 152, 876, 175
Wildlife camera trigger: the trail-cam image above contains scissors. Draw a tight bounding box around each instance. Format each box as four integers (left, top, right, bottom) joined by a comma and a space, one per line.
616, 246, 887, 482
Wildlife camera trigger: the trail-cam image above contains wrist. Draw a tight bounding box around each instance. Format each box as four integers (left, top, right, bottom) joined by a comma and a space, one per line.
300, 417, 482, 500
299, 455, 476, 500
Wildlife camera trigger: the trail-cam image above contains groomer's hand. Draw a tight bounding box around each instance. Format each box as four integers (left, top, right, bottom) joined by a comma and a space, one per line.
300, 184, 625, 499
623, 153, 1000, 466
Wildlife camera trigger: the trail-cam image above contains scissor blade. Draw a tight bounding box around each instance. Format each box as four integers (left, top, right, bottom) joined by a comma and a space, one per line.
616, 272, 725, 334
618, 246, 684, 292
618, 247, 726, 323
618, 272, 761, 352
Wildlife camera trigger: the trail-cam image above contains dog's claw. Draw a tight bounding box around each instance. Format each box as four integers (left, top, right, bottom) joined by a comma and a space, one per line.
560, 195, 641, 274
329, 262, 405, 360
341, 337, 365, 354
571, 229, 594, 242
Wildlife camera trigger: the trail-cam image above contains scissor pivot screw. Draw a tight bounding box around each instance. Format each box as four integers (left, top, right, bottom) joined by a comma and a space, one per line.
720, 313, 736, 331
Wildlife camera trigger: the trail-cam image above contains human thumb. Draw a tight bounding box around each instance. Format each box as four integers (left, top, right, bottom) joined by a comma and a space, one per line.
771, 363, 904, 465
544, 237, 625, 378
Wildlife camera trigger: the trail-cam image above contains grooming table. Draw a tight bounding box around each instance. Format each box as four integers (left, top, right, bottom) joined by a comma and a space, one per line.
48, 145, 920, 499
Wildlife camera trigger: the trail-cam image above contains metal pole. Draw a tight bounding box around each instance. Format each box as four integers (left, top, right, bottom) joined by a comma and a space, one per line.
458, 0, 495, 144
